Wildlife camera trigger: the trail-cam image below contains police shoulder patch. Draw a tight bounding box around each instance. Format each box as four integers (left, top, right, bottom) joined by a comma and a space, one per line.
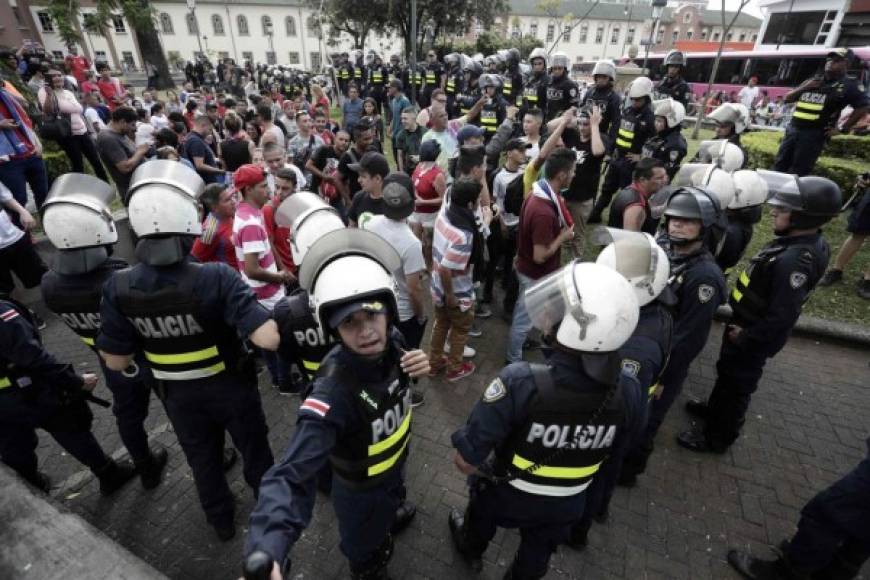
621, 359, 641, 378
482, 378, 507, 403
698, 284, 715, 303
790, 271, 808, 289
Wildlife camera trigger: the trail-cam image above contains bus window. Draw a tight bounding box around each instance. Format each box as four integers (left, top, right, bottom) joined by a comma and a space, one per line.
683, 58, 710, 83
713, 58, 744, 84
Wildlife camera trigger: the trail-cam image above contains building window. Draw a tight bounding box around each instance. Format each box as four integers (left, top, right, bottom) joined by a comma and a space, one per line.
288, 51, 300, 64
186, 13, 198, 35
712, 31, 720, 41
562, 24, 571, 42
611, 27, 620, 44
212, 15, 224, 36
122, 51, 135, 68
94, 50, 107, 63
160, 13, 174, 34
627, 27, 635, 43
656, 27, 664, 43
112, 15, 126, 33
237, 15, 249, 36
242, 51, 253, 63
37, 11, 54, 33
266, 51, 276, 65
701, 28, 708, 40
262, 15, 273, 36
512, 23, 521, 39
761, 11, 827, 45
311, 52, 322, 71
286, 16, 297, 37
726, 31, 733, 41
595, 25, 604, 43
546, 23, 555, 42
530, 22, 538, 37
739, 32, 746, 42
307, 15, 320, 38
686, 30, 693, 40
579, 24, 588, 43
672, 30, 679, 44
684, 11, 692, 23
751, 33, 757, 42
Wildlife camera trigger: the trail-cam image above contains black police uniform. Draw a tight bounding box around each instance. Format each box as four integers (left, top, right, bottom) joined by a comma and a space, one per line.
445, 68, 465, 117
703, 233, 829, 450
352, 64, 367, 95
593, 102, 655, 222
422, 61, 443, 109
41, 258, 157, 469
520, 72, 549, 115
273, 288, 335, 385
607, 184, 659, 235
411, 65, 427, 107
773, 73, 869, 176
642, 125, 687, 180
502, 69, 524, 110
246, 332, 412, 577
450, 352, 643, 578
655, 75, 691, 107
457, 84, 480, 118
0, 300, 120, 489
580, 86, 622, 142
367, 65, 388, 114
97, 258, 274, 532
624, 244, 726, 472
716, 206, 763, 272
476, 95, 507, 143
545, 75, 580, 121
338, 62, 351, 96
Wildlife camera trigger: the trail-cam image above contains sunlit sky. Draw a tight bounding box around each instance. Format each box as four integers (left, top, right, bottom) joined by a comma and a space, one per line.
707, 0, 765, 18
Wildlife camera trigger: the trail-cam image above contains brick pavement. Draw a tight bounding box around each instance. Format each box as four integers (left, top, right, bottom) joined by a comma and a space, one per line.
26, 297, 870, 580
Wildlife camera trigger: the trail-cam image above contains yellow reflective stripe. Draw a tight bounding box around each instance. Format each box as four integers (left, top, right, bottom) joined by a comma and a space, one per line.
369, 409, 412, 455
797, 101, 824, 111
150, 362, 226, 381
368, 434, 410, 476
618, 129, 634, 139
793, 111, 819, 120
527, 96, 538, 101
511, 455, 602, 479
0, 376, 11, 389
302, 359, 320, 372
144, 346, 219, 365
648, 382, 659, 397
732, 288, 744, 302
616, 138, 632, 148
81, 336, 95, 346
739, 271, 750, 287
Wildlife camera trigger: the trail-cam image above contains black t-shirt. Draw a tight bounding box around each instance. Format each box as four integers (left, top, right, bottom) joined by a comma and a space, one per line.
183, 132, 219, 184
348, 191, 385, 226
310, 144, 341, 192
338, 146, 377, 197
563, 128, 608, 202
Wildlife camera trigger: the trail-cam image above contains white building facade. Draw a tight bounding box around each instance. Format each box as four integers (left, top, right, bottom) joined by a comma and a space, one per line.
755, 0, 851, 52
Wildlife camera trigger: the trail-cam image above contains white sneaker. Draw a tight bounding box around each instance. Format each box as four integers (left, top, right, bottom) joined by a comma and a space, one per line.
444, 343, 476, 358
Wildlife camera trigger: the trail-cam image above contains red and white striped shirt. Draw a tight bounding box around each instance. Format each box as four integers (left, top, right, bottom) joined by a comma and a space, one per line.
232, 201, 285, 310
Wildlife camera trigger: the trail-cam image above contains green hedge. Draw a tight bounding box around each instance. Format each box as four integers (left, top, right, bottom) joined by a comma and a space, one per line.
742, 131, 868, 194
42, 145, 72, 183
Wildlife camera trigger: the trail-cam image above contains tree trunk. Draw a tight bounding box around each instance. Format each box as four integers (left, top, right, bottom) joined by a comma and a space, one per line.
103, 25, 121, 71
133, 25, 175, 89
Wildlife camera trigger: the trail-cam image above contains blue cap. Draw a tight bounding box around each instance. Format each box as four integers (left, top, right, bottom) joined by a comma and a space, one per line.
327, 299, 388, 329
457, 124, 486, 145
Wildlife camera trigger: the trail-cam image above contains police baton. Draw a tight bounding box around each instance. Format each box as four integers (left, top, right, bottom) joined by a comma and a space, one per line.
84, 392, 112, 408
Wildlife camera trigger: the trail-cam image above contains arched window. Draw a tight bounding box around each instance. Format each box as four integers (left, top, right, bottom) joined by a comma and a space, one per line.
262, 15, 273, 36
237, 15, 249, 36
159, 13, 174, 34
212, 14, 224, 35
285, 16, 296, 37
185, 13, 198, 35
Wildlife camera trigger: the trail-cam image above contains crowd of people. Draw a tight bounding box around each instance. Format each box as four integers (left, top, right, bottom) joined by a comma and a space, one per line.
1, 40, 869, 580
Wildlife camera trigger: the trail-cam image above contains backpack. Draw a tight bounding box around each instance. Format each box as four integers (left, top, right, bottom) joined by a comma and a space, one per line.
503, 171, 526, 216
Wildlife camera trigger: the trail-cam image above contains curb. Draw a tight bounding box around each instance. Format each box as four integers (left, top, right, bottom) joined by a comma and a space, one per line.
715, 305, 870, 347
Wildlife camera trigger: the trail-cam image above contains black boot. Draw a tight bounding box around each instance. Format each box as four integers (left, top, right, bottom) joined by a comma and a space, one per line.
350, 534, 393, 580
727, 549, 807, 580
448, 509, 483, 572
502, 555, 548, 580
685, 398, 709, 420
95, 459, 137, 496
137, 446, 169, 490
213, 519, 236, 542
391, 501, 416, 534
565, 519, 591, 550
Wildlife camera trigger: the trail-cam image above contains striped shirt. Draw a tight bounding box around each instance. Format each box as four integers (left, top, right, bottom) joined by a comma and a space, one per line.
430, 211, 475, 311
232, 201, 285, 310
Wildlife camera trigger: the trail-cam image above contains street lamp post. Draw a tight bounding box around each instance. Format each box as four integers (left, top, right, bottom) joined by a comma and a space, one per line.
265, 22, 274, 63
187, 0, 205, 59
642, 0, 666, 72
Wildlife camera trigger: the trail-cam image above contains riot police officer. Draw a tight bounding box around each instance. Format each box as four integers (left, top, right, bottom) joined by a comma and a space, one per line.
367, 54, 389, 114
0, 298, 136, 494
337, 52, 351, 98
521, 48, 549, 115
643, 98, 688, 180
620, 187, 727, 481
545, 52, 579, 122
245, 228, 430, 580
39, 174, 167, 489
705, 102, 751, 151
717, 170, 769, 272
655, 50, 690, 107
96, 161, 279, 541
773, 48, 869, 176
456, 57, 482, 118
476, 74, 508, 143
443, 53, 464, 118
499, 48, 523, 109
568, 229, 674, 548
410, 62, 427, 107
449, 261, 644, 580
388, 54, 402, 84
422, 49, 444, 108
590, 76, 656, 224
679, 175, 840, 453
580, 59, 622, 139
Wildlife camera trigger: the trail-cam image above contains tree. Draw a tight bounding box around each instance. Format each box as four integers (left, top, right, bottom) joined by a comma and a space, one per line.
47, 0, 175, 89
313, 0, 391, 50
691, 0, 751, 139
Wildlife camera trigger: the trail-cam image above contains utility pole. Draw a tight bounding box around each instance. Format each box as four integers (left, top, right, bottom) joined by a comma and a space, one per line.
410, 0, 417, 104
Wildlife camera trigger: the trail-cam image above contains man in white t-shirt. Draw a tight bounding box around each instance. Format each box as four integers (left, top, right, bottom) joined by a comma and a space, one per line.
738, 76, 759, 111
83, 91, 107, 134
262, 142, 307, 193
0, 182, 45, 299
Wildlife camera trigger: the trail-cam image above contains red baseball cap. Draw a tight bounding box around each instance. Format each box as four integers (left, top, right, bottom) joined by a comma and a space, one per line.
233, 164, 267, 191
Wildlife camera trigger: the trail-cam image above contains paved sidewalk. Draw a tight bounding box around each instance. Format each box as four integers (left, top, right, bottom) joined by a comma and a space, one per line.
26, 298, 870, 580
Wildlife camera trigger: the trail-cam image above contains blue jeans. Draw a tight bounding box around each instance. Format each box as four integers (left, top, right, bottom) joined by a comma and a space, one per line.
0, 155, 49, 210
261, 349, 289, 387
506, 272, 534, 363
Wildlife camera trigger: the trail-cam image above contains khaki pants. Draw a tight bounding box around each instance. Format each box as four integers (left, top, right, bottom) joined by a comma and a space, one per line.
565, 199, 594, 259
429, 303, 474, 373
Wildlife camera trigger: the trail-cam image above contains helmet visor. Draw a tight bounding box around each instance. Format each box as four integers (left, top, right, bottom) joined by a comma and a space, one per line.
524, 263, 598, 340
695, 140, 727, 164
591, 227, 658, 282
673, 163, 715, 188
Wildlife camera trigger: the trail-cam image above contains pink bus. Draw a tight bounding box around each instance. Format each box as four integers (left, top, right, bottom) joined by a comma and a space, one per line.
645, 46, 870, 102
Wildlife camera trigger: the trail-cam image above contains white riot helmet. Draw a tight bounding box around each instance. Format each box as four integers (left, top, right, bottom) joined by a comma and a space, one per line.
275, 191, 345, 264
674, 163, 736, 209
524, 261, 639, 352
126, 160, 205, 237
42, 173, 117, 249
708, 102, 750, 134
653, 98, 685, 129
729, 170, 769, 209
696, 140, 745, 172
528, 48, 548, 67
628, 76, 654, 99
300, 228, 401, 334
591, 59, 616, 81
593, 228, 670, 307
550, 52, 570, 70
